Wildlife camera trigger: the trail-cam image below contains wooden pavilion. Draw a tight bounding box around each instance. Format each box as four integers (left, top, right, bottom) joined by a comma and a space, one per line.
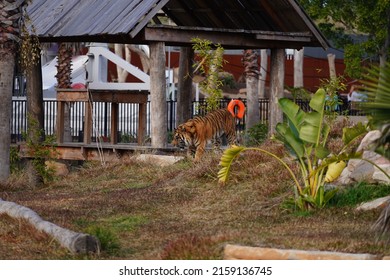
25, 0, 329, 161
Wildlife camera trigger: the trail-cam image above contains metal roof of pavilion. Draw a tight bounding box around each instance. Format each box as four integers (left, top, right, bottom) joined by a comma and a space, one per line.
26, 0, 329, 49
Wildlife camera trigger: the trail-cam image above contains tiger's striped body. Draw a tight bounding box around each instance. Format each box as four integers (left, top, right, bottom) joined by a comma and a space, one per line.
172, 108, 237, 161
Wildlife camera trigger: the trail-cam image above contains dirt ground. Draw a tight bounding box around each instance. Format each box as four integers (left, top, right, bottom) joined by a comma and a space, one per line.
1, 145, 390, 260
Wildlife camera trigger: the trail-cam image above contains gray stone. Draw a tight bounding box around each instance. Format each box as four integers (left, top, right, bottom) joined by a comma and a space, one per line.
356, 196, 390, 211
334, 130, 390, 185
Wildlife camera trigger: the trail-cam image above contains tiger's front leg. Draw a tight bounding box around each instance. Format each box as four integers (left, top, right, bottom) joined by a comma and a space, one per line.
187, 144, 196, 159
194, 142, 206, 162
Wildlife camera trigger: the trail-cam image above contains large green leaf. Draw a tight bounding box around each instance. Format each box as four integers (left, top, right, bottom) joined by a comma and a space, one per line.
300, 112, 321, 144
299, 89, 326, 145
309, 88, 326, 112
218, 145, 245, 185
278, 98, 305, 137
276, 123, 304, 158
342, 122, 367, 146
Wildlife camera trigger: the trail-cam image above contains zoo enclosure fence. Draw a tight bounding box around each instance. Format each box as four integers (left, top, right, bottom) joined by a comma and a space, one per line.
11, 98, 363, 144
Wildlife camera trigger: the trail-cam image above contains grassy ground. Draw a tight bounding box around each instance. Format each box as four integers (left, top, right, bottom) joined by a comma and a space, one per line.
1, 139, 390, 260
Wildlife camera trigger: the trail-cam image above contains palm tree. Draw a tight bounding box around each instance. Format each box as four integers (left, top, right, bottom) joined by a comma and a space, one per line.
360, 63, 390, 242
0, 0, 27, 182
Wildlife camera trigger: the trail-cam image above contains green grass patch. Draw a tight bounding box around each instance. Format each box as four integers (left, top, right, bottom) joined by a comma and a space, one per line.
328, 182, 390, 207
82, 215, 148, 255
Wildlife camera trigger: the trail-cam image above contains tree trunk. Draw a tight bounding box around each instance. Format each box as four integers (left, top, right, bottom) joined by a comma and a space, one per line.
268, 49, 285, 136
128, 44, 150, 74
327, 53, 336, 79
294, 48, 304, 88
114, 43, 131, 82
176, 46, 194, 126
56, 43, 73, 142
0, 198, 100, 254
243, 50, 260, 131
150, 42, 167, 148
259, 49, 268, 99
0, 52, 14, 182
26, 51, 45, 187
0, 0, 24, 182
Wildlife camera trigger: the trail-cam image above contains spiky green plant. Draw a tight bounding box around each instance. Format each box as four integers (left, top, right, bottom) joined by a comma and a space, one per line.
359, 63, 390, 159
359, 63, 390, 243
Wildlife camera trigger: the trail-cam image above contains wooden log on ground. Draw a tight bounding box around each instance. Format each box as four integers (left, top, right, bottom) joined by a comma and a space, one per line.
0, 198, 100, 254
224, 244, 381, 260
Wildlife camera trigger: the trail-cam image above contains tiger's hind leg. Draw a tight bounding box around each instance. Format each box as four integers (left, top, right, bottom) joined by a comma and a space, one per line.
212, 136, 222, 151
226, 130, 237, 146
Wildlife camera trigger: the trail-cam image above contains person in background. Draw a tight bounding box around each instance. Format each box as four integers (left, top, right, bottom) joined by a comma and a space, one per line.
348, 85, 367, 102
348, 85, 367, 115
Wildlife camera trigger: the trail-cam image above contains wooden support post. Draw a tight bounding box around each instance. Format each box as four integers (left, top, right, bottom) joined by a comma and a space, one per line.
150, 42, 167, 148
176, 46, 194, 126
138, 102, 147, 145
259, 49, 268, 99
84, 101, 92, 144
56, 101, 65, 144
111, 103, 118, 144
268, 49, 285, 136
294, 48, 304, 88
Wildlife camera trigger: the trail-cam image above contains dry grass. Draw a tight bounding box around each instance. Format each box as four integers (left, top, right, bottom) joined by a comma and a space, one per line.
1, 138, 390, 259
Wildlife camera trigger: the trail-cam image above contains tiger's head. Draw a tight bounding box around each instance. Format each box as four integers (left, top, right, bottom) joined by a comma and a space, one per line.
172, 121, 196, 149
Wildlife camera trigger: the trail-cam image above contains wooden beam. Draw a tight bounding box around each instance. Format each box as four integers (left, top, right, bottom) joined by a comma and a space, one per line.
138, 103, 147, 145
111, 103, 119, 144
141, 26, 316, 49
56, 101, 65, 144
84, 102, 92, 144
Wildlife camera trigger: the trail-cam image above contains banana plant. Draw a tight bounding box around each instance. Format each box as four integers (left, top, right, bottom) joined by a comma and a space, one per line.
218, 88, 368, 210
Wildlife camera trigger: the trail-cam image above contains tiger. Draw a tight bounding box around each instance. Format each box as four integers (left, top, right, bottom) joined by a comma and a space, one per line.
172, 108, 238, 162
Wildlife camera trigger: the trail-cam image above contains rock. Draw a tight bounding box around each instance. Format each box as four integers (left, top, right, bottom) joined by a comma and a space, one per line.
356, 196, 390, 211
335, 130, 390, 185
134, 154, 184, 166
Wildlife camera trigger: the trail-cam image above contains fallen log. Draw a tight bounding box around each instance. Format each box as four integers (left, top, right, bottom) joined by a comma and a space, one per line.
0, 198, 100, 254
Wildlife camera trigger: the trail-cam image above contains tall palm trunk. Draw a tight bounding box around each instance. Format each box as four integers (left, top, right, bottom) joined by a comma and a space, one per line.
56, 43, 73, 142
0, 0, 26, 182
242, 49, 260, 132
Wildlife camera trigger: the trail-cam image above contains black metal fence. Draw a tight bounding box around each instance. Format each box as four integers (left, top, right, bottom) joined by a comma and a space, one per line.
11, 98, 365, 144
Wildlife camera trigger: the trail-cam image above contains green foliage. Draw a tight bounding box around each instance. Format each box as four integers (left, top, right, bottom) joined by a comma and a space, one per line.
84, 215, 147, 255
23, 116, 58, 183
286, 86, 311, 102
328, 183, 390, 207
245, 122, 268, 146
120, 133, 137, 143
218, 89, 368, 210
359, 62, 390, 158
298, 0, 390, 79
191, 38, 225, 112
319, 76, 347, 121
86, 226, 120, 255
20, 3, 41, 71
10, 147, 21, 173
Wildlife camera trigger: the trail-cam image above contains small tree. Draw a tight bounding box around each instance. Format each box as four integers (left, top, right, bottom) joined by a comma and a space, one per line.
191, 38, 225, 112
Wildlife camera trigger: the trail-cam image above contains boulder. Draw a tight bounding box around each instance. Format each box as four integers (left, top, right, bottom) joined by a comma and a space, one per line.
336, 130, 390, 185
